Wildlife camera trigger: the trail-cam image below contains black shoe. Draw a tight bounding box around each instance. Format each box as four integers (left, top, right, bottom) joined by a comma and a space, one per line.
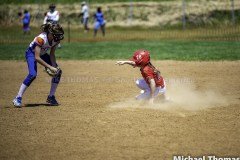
46, 95, 59, 106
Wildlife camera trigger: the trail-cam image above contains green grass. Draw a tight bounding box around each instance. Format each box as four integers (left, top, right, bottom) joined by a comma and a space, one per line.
0, 25, 239, 61
0, 41, 239, 61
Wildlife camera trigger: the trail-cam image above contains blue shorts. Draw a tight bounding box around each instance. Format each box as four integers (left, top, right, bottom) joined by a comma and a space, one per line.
94, 21, 105, 30
23, 23, 30, 31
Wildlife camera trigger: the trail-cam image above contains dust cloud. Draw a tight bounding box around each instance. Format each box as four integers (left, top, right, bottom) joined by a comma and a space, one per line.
108, 81, 228, 112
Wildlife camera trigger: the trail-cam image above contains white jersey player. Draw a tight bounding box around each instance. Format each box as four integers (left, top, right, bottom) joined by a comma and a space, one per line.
44, 4, 62, 48
44, 4, 60, 24
80, 1, 89, 32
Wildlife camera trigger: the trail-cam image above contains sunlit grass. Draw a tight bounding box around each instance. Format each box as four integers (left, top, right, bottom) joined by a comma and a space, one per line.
0, 41, 239, 61
0, 25, 239, 61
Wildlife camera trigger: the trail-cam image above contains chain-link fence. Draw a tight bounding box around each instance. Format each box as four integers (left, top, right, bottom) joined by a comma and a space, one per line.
0, 0, 240, 42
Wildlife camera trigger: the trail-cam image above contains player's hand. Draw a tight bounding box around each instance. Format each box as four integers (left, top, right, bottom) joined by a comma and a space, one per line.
49, 66, 58, 73
115, 61, 125, 65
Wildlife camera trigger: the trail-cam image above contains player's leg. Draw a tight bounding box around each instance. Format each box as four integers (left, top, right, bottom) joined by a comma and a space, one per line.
136, 78, 149, 90
100, 23, 105, 36
86, 18, 89, 30
41, 54, 62, 106
135, 79, 151, 100
26, 23, 30, 34
156, 80, 169, 101
13, 50, 37, 107
135, 79, 167, 100
84, 18, 89, 31
94, 21, 100, 37
83, 18, 86, 32
23, 23, 27, 34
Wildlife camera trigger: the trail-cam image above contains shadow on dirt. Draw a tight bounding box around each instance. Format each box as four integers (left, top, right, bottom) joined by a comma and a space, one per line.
24, 103, 53, 107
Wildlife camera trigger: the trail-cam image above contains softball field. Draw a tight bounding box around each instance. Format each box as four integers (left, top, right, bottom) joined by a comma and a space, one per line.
0, 60, 239, 159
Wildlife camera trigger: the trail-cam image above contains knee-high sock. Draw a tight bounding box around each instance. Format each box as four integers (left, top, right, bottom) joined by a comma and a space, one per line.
49, 83, 58, 96
17, 83, 28, 98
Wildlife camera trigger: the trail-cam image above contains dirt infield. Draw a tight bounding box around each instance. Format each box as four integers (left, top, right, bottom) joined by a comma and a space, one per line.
0, 60, 239, 160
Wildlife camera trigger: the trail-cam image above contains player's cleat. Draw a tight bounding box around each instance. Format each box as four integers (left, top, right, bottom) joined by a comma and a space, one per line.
46, 95, 59, 106
12, 97, 22, 108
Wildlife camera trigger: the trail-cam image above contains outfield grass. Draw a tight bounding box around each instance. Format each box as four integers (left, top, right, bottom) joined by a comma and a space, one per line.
0, 26, 239, 61
0, 41, 239, 61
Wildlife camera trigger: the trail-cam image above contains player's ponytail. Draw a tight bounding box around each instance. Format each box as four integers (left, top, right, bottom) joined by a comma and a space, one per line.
149, 62, 161, 74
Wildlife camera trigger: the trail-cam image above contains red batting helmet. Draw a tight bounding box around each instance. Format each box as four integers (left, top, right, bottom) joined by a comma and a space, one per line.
131, 49, 150, 66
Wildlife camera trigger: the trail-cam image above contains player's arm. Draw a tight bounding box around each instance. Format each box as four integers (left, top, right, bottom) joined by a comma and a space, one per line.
79, 12, 83, 17
49, 43, 59, 67
55, 11, 60, 21
149, 78, 156, 104
116, 61, 136, 66
43, 16, 48, 24
80, 7, 85, 16
34, 46, 57, 72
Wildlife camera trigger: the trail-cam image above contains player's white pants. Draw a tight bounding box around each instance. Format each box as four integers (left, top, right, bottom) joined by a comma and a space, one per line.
135, 78, 166, 100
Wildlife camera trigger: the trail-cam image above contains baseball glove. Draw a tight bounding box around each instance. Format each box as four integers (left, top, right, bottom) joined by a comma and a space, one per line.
45, 67, 62, 77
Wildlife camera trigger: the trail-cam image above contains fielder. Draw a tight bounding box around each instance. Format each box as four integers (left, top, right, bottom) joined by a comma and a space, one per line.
12, 22, 64, 107
116, 49, 166, 104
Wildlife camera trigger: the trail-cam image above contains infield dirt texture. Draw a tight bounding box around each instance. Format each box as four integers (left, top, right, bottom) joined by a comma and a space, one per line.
0, 60, 239, 159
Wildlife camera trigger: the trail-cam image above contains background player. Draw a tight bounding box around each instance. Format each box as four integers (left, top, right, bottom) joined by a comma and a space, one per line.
94, 7, 106, 37
44, 4, 62, 48
116, 49, 166, 104
18, 9, 31, 34
44, 4, 60, 24
12, 22, 64, 107
80, 1, 90, 32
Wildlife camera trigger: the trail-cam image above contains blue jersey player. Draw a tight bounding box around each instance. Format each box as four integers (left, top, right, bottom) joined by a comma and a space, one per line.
22, 10, 31, 34
94, 7, 106, 37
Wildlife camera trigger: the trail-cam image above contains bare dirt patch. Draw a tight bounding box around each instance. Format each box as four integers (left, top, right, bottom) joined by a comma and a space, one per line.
0, 60, 239, 159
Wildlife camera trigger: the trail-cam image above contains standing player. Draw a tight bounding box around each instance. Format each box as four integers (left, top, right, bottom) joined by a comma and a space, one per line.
12, 22, 64, 107
44, 4, 60, 24
44, 4, 62, 48
94, 7, 106, 37
18, 10, 31, 34
80, 1, 90, 32
43, 12, 48, 25
116, 50, 166, 104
